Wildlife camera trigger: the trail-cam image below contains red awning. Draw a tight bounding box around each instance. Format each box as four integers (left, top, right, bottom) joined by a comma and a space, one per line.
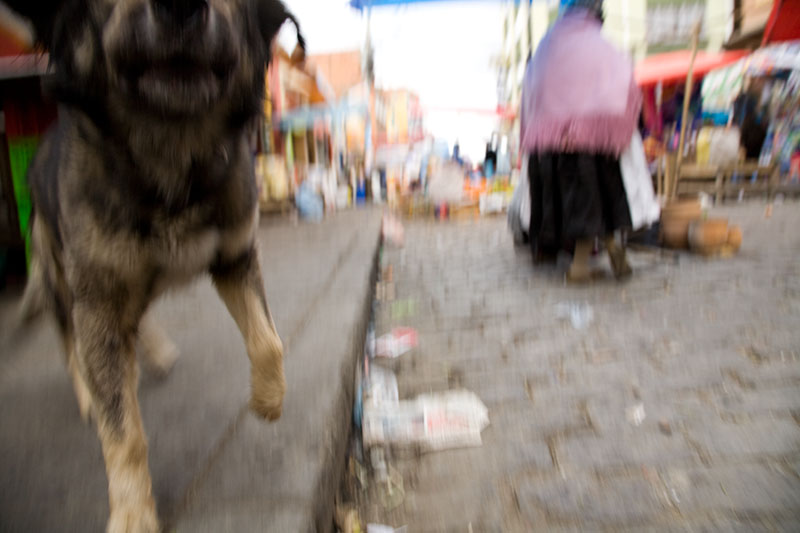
763, 0, 800, 45
635, 49, 750, 88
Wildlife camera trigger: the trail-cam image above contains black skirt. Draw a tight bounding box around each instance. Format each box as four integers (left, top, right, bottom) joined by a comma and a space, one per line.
528, 152, 632, 255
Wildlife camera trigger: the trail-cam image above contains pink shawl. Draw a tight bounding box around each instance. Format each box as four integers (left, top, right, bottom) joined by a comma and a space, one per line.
520, 11, 642, 156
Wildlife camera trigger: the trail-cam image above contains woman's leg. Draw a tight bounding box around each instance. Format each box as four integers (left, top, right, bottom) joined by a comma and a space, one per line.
567, 238, 593, 282
605, 234, 632, 279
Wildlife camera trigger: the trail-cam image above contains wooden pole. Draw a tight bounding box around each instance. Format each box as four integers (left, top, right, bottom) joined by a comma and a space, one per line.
663, 123, 676, 202
672, 21, 702, 200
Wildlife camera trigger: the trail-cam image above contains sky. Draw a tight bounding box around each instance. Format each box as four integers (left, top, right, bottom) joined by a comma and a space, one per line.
279, 1, 507, 162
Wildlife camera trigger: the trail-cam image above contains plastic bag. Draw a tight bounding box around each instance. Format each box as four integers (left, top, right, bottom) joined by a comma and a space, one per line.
375, 328, 417, 358
296, 180, 324, 222
619, 131, 660, 230
507, 153, 530, 245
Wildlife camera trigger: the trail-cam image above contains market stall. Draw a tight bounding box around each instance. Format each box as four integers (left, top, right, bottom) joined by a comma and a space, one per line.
635, 44, 750, 201
702, 40, 800, 196
0, 17, 55, 282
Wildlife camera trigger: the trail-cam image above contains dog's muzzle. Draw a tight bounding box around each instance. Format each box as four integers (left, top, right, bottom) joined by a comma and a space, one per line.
152, 0, 209, 32
109, 0, 237, 116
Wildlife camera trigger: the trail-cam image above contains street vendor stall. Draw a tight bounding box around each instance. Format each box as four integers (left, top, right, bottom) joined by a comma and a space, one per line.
0, 16, 56, 282
635, 45, 748, 201
702, 40, 800, 195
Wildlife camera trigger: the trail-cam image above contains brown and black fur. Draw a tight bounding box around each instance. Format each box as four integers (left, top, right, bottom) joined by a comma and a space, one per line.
4, 0, 304, 530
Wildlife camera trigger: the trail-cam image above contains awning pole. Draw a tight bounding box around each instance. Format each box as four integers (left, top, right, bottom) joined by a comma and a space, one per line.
672, 21, 702, 200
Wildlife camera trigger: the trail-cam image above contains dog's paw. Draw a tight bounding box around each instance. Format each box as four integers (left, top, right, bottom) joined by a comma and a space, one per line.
250, 371, 286, 422
143, 341, 180, 379
106, 504, 159, 533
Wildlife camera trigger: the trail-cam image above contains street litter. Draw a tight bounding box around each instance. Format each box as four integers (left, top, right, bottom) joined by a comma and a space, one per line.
365, 364, 399, 408
376, 328, 418, 358
382, 214, 405, 247
365, 326, 376, 359
382, 263, 394, 282
363, 390, 490, 451
349, 456, 369, 491
334, 505, 362, 533
626, 403, 646, 426
369, 448, 405, 510
378, 464, 405, 510
375, 281, 396, 302
391, 299, 417, 320
555, 302, 594, 330
367, 525, 408, 533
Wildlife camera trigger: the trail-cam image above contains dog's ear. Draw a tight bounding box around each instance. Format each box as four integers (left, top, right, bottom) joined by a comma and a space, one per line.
1, 0, 64, 50
255, 0, 305, 62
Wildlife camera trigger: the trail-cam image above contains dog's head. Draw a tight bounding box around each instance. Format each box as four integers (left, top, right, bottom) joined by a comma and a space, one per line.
5, 0, 304, 121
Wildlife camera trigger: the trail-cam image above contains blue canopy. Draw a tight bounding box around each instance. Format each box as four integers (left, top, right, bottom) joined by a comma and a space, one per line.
349, 0, 530, 11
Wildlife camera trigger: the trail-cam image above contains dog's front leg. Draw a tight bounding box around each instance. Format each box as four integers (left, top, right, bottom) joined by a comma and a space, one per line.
72, 296, 158, 533
212, 246, 285, 421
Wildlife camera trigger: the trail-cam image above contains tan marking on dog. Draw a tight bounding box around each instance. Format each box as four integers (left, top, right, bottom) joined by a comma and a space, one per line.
64, 332, 95, 422
219, 206, 259, 261
73, 26, 94, 73
98, 371, 159, 533
215, 279, 285, 421
72, 208, 221, 282
138, 312, 180, 377
74, 305, 159, 533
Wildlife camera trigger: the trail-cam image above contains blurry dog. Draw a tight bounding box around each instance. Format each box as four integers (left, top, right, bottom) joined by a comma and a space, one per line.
5, 0, 303, 530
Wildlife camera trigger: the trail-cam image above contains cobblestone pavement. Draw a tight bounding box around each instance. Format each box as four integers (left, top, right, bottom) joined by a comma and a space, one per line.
355, 202, 800, 531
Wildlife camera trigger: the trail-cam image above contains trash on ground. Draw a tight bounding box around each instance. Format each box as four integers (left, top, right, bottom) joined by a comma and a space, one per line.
368, 447, 405, 510
365, 364, 399, 408
375, 281, 396, 302
349, 456, 369, 491
390, 299, 417, 320
334, 505, 362, 533
382, 263, 394, 282
378, 464, 405, 510
367, 525, 408, 533
376, 328, 418, 358
382, 214, 405, 247
363, 390, 490, 451
555, 302, 594, 330
625, 403, 646, 426
659, 419, 672, 436
365, 326, 376, 359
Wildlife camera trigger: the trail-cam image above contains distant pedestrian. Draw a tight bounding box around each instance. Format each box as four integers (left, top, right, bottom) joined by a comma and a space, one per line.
520, 0, 641, 281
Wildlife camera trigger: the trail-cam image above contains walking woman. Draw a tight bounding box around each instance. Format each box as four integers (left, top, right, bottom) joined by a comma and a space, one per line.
520, 0, 641, 281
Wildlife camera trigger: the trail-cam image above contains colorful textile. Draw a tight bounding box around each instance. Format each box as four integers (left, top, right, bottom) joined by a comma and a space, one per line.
520, 11, 642, 156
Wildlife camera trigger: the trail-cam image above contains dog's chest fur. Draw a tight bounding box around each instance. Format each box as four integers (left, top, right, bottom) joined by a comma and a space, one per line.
31, 114, 258, 287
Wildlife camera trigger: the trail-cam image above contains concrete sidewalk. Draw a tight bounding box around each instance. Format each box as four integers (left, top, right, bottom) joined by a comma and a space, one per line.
355, 202, 800, 531
0, 209, 382, 532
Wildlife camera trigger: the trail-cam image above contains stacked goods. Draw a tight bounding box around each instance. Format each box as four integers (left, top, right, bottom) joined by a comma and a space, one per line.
3, 98, 57, 267
660, 199, 702, 249
688, 219, 743, 256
